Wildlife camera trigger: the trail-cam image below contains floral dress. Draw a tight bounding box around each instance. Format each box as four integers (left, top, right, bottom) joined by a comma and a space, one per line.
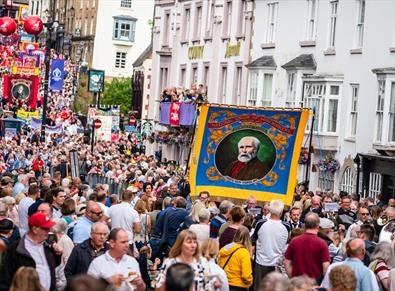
152, 256, 217, 290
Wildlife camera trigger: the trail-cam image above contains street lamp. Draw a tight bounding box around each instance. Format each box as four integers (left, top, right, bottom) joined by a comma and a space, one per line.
40, 20, 59, 142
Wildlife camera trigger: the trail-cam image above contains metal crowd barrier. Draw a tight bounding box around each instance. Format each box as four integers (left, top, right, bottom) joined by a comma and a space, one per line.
86, 173, 124, 196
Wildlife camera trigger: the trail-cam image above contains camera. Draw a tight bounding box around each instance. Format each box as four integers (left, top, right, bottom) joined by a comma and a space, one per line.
46, 232, 57, 246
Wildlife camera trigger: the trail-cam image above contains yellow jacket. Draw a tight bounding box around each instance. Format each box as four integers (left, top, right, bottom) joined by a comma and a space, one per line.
218, 242, 253, 288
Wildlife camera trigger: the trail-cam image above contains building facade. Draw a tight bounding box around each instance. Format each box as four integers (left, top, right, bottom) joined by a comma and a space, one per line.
149, 0, 254, 160
149, 0, 395, 197
91, 0, 154, 78
248, 0, 395, 197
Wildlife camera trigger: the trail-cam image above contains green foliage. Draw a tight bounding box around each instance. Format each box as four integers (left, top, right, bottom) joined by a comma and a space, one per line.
101, 78, 132, 114
74, 73, 93, 114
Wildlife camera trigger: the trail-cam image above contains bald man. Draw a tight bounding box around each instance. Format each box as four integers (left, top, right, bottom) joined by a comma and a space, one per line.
321, 238, 378, 291
73, 201, 103, 244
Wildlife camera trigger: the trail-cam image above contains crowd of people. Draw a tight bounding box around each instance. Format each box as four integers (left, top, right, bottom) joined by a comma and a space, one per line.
2, 157, 395, 291
160, 83, 207, 103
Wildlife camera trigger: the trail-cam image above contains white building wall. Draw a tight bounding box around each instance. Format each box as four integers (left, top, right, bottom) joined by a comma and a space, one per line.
251, 0, 395, 193
92, 0, 154, 78
150, 0, 254, 159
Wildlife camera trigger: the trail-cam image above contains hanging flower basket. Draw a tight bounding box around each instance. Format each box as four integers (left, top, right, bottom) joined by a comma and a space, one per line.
318, 155, 340, 173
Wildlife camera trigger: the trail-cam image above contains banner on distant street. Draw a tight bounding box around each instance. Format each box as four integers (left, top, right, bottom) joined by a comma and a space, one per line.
16, 109, 40, 125
189, 104, 310, 205
49, 59, 65, 91
2, 75, 40, 109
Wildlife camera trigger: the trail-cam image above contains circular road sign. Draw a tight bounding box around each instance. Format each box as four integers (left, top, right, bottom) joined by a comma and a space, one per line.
94, 119, 102, 129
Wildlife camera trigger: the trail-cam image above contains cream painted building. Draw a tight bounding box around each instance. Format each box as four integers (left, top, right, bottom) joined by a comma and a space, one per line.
92, 0, 154, 78
148, 0, 254, 161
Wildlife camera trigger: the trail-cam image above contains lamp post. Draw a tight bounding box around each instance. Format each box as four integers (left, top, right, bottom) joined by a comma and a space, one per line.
40, 21, 59, 142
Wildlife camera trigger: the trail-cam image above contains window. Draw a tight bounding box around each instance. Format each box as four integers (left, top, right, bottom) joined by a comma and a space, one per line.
36, 1, 39, 15
328, 1, 338, 48
90, 16, 94, 35
194, 5, 202, 39
265, 2, 278, 44
262, 74, 273, 107
348, 84, 359, 137
182, 7, 191, 41
375, 80, 385, 141
388, 82, 395, 142
113, 18, 136, 42
355, 0, 365, 48
248, 71, 259, 106
233, 65, 242, 105
206, 2, 215, 38
327, 85, 339, 132
218, 66, 228, 104
368, 172, 382, 200
115, 52, 127, 68
340, 167, 355, 195
203, 64, 210, 88
179, 66, 186, 87
84, 17, 88, 35
286, 72, 297, 107
121, 0, 132, 8
223, 1, 232, 37
191, 64, 198, 85
80, 0, 83, 9
303, 82, 341, 134
31, 1, 34, 15
305, 0, 317, 41
237, 0, 246, 36
162, 11, 170, 46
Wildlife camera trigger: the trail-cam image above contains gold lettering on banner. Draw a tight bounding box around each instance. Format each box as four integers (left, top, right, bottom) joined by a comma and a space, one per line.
225, 42, 241, 58
188, 46, 204, 60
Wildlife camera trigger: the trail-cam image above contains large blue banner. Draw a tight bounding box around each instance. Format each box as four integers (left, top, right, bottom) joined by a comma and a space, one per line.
49, 59, 64, 92
189, 104, 310, 205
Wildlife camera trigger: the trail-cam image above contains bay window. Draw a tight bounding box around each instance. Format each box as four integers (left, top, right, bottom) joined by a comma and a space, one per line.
303, 81, 341, 134
247, 70, 274, 107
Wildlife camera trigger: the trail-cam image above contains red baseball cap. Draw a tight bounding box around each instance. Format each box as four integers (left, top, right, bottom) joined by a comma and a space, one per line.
28, 212, 56, 229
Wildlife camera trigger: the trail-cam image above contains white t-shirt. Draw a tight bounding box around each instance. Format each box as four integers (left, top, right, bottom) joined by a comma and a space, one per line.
189, 224, 210, 247
98, 202, 110, 217
255, 219, 288, 266
88, 251, 141, 291
18, 196, 34, 236
108, 202, 140, 242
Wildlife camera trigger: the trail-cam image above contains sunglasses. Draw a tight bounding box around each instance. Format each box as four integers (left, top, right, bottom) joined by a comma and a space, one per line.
91, 211, 103, 216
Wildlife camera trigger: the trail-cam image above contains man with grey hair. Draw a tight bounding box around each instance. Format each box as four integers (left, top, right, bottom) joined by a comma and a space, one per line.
223, 136, 272, 181
252, 200, 289, 289
12, 174, 28, 196
210, 200, 233, 238
64, 222, 109, 282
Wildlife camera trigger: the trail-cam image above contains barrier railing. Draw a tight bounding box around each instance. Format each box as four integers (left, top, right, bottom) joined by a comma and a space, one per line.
86, 173, 124, 196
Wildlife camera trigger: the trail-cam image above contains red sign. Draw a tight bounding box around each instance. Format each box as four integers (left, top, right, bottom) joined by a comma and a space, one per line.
94, 119, 102, 129
169, 102, 181, 126
129, 115, 136, 126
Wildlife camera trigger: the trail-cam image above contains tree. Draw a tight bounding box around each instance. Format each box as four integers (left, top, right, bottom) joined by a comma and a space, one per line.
101, 78, 132, 114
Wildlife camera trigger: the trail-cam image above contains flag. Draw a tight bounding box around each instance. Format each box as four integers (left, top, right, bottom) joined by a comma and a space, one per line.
49, 59, 64, 92
169, 102, 181, 126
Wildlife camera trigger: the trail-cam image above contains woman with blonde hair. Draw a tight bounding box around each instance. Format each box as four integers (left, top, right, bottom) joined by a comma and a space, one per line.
218, 225, 253, 291
153, 230, 219, 290
9, 266, 43, 291
201, 238, 229, 291
181, 200, 205, 230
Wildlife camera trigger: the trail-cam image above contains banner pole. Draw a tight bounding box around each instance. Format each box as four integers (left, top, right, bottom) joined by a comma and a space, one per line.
184, 103, 200, 177
305, 108, 315, 191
